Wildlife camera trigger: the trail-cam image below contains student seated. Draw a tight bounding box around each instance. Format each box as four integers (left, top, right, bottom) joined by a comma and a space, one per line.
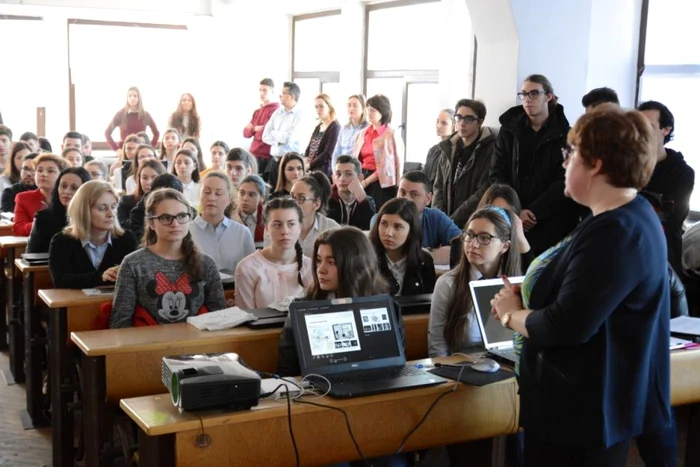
291, 171, 340, 256
128, 173, 183, 241
110, 188, 226, 328
200, 140, 228, 178
27, 167, 90, 253
49, 181, 138, 288
171, 148, 201, 207
158, 128, 181, 168
190, 172, 254, 273
370, 198, 435, 295
235, 196, 313, 309
1, 151, 37, 213
235, 174, 266, 242
0, 141, 31, 192
13, 153, 67, 236
429, 207, 521, 357
118, 159, 166, 229
62, 147, 83, 168
268, 152, 305, 199
225, 148, 257, 191
84, 159, 109, 182
124, 144, 157, 193
277, 226, 391, 377
328, 155, 376, 230
112, 134, 140, 190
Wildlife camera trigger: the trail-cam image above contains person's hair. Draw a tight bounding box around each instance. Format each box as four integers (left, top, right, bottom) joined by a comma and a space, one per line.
202, 171, 236, 218
133, 144, 157, 174
263, 196, 305, 287
401, 170, 432, 194
48, 167, 91, 222
239, 174, 266, 199
169, 93, 201, 139
38, 137, 52, 153
158, 128, 181, 160
171, 148, 200, 183
84, 160, 109, 181
454, 99, 487, 121
33, 153, 68, 172
315, 93, 337, 121
335, 155, 362, 176
523, 74, 558, 113
4, 141, 31, 183
440, 108, 455, 122
121, 86, 146, 127
61, 147, 83, 166
347, 94, 368, 124
136, 131, 151, 146
122, 134, 142, 152
210, 140, 230, 154
64, 180, 124, 241
23, 152, 39, 163
283, 82, 301, 102
637, 100, 675, 144
63, 131, 84, 145
82, 133, 91, 145
150, 172, 184, 194
478, 184, 522, 215
226, 147, 258, 175
569, 104, 656, 190
366, 94, 392, 125
134, 159, 167, 201
181, 137, 206, 172
20, 132, 38, 143
297, 171, 331, 215
444, 207, 522, 353
274, 152, 305, 193
144, 188, 203, 281
582, 87, 620, 109
0, 124, 13, 140
370, 198, 423, 280
260, 78, 274, 88
306, 227, 388, 300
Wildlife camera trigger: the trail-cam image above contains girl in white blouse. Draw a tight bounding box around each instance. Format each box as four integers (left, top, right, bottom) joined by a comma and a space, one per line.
171, 148, 201, 208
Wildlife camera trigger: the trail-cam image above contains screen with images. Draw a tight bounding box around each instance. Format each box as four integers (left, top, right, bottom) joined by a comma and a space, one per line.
471, 278, 523, 346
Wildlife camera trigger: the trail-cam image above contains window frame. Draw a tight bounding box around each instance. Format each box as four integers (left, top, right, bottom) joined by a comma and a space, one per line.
291, 10, 341, 96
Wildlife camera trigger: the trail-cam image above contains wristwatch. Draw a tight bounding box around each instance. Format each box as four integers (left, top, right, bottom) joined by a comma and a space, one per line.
501, 312, 513, 328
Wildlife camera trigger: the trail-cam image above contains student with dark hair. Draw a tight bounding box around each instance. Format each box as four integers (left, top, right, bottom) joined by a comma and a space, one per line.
269, 152, 305, 199
158, 128, 181, 167
38, 137, 52, 153
81, 134, 93, 162
85, 159, 109, 182
181, 137, 207, 173
20, 132, 40, 153
168, 93, 200, 140
0, 124, 12, 174
128, 173, 184, 241
371, 198, 435, 296
136, 131, 151, 146
105, 86, 160, 150
0, 141, 32, 192
171, 148, 201, 207
13, 153, 67, 236
235, 196, 313, 309
27, 166, 91, 253
235, 174, 266, 242
328, 155, 376, 230
244, 78, 280, 178
110, 188, 226, 328
291, 171, 340, 256
352, 94, 404, 210
62, 147, 84, 168
62, 131, 83, 152
112, 134, 141, 190
582, 87, 619, 112
423, 108, 455, 187
262, 81, 306, 167
200, 140, 229, 177
124, 144, 157, 193
1, 151, 37, 213
304, 93, 340, 179
118, 159, 166, 229
332, 94, 369, 167
225, 148, 258, 190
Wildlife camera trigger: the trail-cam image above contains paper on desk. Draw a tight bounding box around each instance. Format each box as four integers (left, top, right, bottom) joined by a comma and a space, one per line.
187, 307, 256, 331
219, 271, 234, 282
670, 316, 700, 336
670, 336, 694, 350
82, 287, 115, 296
268, 297, 294, 312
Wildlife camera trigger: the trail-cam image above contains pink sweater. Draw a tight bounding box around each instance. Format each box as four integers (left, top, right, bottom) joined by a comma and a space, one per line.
234, 250, 313, 310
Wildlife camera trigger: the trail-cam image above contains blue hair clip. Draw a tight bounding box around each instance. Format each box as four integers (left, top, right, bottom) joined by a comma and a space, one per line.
483, 205, 512, 227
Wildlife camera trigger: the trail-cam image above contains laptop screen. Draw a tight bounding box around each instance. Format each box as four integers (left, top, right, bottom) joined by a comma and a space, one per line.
290, 295, 405, 375
470, 277, 524, 348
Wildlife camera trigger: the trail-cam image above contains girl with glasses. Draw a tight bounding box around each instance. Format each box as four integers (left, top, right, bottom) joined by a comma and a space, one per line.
428, 206, 522, 357
110, 188, 226, 328
290, 171, 339, 256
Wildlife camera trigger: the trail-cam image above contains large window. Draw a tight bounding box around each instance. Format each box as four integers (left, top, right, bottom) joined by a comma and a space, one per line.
639, 0, 700, 212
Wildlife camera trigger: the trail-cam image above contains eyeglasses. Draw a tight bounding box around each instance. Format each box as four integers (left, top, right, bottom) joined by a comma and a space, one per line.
517, 90, 546, 101
291, 195, 317, 205
454, 115, 479, 124
464, 231, 501, 246
561, 145, 576, 162
148, 212, 192, 226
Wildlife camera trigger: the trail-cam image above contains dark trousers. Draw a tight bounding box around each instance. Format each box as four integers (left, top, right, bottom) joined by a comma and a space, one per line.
636, 416, 677, 467
256, 156, 271, 182
524, 431, 629, 467
362, 169, 397, 211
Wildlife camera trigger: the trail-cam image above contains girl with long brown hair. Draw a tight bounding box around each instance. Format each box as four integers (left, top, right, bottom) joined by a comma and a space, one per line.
168, 93, 201, 139
105, 87, 160, 150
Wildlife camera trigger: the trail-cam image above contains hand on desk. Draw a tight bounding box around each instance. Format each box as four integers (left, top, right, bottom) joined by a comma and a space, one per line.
102, 266, 120, 283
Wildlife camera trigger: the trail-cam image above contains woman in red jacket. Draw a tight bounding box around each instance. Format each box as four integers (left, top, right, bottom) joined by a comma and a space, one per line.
13, 153, 67, 236
105, 87, 160, 150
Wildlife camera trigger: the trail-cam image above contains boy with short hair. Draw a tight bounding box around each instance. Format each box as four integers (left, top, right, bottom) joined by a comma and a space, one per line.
328, 155, 376, 230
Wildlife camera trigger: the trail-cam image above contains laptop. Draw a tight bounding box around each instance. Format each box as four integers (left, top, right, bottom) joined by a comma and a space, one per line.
290, 294, 448, 398
470, 276, 525, 364
21, 252, 50, 265
393, 293, 432, 315
247, 308, 287, 329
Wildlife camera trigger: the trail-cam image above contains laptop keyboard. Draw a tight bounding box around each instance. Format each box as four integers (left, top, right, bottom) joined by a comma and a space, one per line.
325, 366, 425, 385
490, 348, 518, 362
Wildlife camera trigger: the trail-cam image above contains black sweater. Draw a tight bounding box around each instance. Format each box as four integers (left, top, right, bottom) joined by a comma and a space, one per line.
327, 187, 377, 231
117, 194, 139, 230
379, 250, 436, 296
27, 206, 67, 253
48, 231, 138, 289
1, 182, 36, 213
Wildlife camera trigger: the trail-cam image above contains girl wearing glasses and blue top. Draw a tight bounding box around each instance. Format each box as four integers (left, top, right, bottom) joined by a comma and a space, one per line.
428, 206, 522, 357
110, 188, 226, 328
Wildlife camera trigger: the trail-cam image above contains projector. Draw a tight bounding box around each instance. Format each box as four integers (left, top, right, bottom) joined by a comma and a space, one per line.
162, 353, 261, 411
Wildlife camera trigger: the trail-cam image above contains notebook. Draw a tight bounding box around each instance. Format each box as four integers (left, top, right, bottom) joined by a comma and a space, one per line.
470, 276, 525, 364
21, 252, 50, 265
290, 294, 448, 398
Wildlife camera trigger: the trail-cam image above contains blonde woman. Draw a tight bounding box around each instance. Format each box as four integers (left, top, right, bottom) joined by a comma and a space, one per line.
304, 93, 340, 179
48, 180, 138, 289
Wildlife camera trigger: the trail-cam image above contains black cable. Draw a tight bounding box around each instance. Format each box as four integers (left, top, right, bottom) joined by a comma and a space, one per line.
286, 387, 300, 467
294, 399, 368, 466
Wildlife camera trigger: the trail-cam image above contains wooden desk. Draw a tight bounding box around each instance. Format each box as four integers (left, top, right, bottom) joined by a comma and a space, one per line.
15, 260, 51, 428
121, 358, 519, 467
0, 236, 27, 380
0, 221, 12, 237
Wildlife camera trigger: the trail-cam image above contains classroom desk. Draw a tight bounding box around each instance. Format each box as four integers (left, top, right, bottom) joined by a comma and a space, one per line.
0, 221, 13, 237
121, 357, 519, 467
0, 236, 27, 380
15, 259, 51, 427
70, 313, 429, 467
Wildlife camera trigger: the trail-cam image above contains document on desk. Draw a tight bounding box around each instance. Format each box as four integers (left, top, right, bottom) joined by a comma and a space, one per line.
670, 336, 697, 350
670, 316, 700, 336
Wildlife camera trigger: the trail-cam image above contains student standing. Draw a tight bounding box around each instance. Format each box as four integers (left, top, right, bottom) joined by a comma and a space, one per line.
332, 94, 369, 167
105, 87, 160, 150
304, 93, 341, 180
243, 78, 280, 178
168, 93, 201, 140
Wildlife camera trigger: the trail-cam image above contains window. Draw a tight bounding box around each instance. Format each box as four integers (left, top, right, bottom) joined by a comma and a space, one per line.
639, 0, 700, 212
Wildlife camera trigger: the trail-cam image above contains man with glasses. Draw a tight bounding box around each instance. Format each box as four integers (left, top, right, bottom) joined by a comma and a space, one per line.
490, 74, 582, 255
1, 152, 37, 213
433, 99, 497, 229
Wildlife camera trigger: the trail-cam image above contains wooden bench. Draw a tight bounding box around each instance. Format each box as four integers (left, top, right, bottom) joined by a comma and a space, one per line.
0, 236, 27, 381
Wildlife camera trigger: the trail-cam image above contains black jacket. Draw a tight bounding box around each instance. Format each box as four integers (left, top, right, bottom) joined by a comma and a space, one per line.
489, 104, 583, 255
117, 194, 138, 229
379, 250, 436, 296
433, 128, 497, 229
27, 206, 67, 253
1, 182, 36, 213
128, 196, 148, 241
327, 186, 377, 231
48, 231, 138, 289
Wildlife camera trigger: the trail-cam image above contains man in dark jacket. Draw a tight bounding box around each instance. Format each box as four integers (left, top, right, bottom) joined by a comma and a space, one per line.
328, 155, 376, 230
433, 99, 497, 229
639, 100, 695, 276
489, 74, 583, 255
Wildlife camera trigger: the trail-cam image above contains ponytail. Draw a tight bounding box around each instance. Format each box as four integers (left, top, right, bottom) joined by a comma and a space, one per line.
181, 232, 204, 282
294, 241, 304, 287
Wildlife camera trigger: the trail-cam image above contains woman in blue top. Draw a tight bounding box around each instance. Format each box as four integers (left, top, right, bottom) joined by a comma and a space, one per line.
492, 105, 672, 467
